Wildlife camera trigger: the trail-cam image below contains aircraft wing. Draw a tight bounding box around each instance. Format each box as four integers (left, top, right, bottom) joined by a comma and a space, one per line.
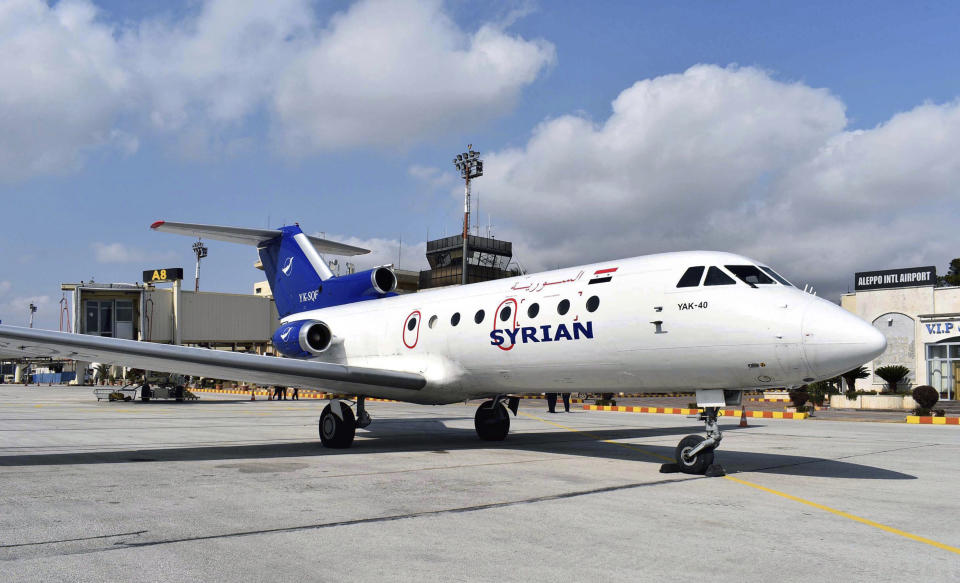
150, 221, 370, 256
0, 325, 425, 394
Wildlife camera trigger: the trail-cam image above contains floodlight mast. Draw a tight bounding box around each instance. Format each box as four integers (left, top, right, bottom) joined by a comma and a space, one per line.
28, 303, 37, 328
192, 239, 208, 292
452, 145, 483, 285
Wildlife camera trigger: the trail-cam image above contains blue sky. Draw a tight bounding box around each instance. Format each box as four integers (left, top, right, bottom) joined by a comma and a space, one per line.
2, 0, 960, 329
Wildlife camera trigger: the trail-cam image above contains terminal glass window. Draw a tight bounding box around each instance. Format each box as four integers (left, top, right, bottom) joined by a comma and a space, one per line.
927, 341, 960, 400
83, 299, 134, 338
84, 300, 113, 336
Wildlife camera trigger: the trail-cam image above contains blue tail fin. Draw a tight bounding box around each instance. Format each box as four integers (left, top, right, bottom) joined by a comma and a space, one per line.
258, 225, 333, 318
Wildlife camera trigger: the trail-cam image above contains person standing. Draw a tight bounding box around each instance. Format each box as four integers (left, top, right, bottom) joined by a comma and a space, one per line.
546, 392, 558, 413
561, 392, 571, 412
281, 386, 288, 400
291, 387, 299, 400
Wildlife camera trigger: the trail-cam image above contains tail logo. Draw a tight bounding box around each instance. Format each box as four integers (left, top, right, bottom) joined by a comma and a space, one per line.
281, 256, 294, 276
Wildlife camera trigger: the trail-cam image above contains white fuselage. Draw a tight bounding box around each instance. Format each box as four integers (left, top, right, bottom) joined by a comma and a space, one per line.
286, 251, 886, 405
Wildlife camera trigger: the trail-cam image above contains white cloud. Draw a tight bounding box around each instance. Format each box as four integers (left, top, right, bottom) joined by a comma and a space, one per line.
92, 242, 176, 264
409, 165, 456, 190
0, 0, 552, 177
311, 233, 428, 274
272, 0, 555, 153
0, 0, 129, 181
479, 65, 960, 299
0, 293, 53, 328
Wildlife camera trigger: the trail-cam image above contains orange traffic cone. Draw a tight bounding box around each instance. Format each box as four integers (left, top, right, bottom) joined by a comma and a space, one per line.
739, 405, 748, 427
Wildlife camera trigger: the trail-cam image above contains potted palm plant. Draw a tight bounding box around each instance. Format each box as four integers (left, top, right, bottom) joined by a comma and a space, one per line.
874, 365, 910, 394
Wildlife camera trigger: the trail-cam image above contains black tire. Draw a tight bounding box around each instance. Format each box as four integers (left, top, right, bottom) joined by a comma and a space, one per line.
175, 385, 184, 402
675, 435, 714, 474
474, 400, 510, 441
319, 403, 356, 448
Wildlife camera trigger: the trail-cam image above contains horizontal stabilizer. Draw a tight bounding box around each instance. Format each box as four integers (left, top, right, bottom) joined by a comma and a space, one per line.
151, 221, 370, 256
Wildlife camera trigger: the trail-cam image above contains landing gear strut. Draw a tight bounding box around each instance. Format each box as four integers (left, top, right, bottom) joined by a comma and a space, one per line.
474, 398, 512, 441
663, 406, 726, 477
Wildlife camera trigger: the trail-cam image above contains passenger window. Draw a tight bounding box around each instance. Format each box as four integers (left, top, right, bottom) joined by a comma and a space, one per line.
586, 296, 599, 312
499, 305, 512, 322
407, 317, 417, 331
557, 299, 570, 315
451, 312, 460, 326
676, 266, 705, 288
428, 315, 438, 329
704, 266, 736, 286
527, 303, 540, 318
725, 265, 775, 286
474, 309, 485, 324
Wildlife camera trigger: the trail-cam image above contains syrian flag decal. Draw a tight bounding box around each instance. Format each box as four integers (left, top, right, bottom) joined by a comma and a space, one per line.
589, 267, 618, 284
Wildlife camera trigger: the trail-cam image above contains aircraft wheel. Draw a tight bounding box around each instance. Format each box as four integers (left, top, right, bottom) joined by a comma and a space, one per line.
675, 435, 714, 474
474, 400, 510, 441
319, 403, 356, 448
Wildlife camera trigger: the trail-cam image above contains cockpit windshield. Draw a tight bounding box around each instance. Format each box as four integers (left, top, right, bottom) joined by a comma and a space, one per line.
759, 266, 794, 287
725, 265, 775, 286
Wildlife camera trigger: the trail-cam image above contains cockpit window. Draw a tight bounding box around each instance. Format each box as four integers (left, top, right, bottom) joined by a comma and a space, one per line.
725, 265, 775, 286
676, 266, 705, 288
760, 266, 794, 287
704, 266, 736, 286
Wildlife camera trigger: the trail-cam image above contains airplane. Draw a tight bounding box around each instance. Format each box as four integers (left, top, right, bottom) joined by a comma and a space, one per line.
0, 221, 887, 475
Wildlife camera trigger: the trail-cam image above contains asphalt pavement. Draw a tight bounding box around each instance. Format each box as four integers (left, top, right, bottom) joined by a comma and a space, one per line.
1, 385, 958, 582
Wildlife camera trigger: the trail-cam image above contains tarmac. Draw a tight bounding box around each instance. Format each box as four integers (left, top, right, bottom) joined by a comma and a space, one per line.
1, 385, 959, 582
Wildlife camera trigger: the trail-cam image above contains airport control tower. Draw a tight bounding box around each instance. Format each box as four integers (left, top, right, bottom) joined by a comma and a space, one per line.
418, 233, 516, 288
418, 145, 519, 289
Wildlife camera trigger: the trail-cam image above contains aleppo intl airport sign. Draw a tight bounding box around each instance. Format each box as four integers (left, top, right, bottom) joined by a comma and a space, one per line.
143, 268, 184, 283
854, 266, 936, 291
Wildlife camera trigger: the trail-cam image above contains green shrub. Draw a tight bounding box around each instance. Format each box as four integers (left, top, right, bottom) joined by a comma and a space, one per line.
807, 381, 839, 406
789, 388, 809, 408
874, 365, 910, 393
841, 366, 870, 392
912, 385, 939, 409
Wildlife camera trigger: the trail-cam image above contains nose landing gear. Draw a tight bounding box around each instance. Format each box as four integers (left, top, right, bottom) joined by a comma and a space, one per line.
662, 406, 727, 477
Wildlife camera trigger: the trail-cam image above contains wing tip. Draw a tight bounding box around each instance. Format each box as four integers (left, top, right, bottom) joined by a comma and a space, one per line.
150, 220, 165, 230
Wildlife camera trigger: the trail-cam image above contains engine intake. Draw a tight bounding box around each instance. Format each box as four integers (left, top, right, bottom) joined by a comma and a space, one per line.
272, 320, 332, 358
371, 266, 398, 295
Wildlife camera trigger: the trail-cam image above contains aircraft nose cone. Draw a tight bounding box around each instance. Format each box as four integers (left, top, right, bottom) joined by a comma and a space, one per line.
801, 299, 887, 380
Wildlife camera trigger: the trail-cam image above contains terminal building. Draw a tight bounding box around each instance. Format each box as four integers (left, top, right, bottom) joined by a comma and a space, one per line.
841, 265, 960, 400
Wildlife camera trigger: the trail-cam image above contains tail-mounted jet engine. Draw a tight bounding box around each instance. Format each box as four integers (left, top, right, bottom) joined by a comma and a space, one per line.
272, 320, 333, 358
323, 266, 397, 303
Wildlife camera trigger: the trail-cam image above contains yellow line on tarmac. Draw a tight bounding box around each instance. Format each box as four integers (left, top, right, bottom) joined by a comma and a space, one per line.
723, 475, 960, 556
525, 410, 960, 556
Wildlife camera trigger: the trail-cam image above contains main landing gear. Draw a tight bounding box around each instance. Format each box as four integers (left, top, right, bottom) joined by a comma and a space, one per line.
662, 406, 726, 477
474, 396, 520, 441
319, 397, 372, 449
